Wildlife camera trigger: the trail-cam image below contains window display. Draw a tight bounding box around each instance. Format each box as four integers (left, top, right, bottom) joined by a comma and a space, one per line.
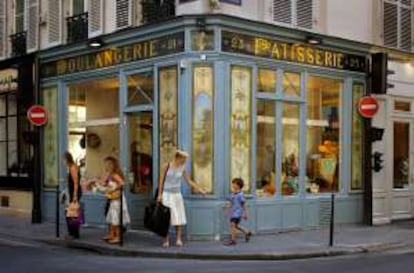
256, 100, 276, 197
306, 76, 342, 193
230, 66, 252, 192
282, 103, 300, 195
351, 83, 364, 190
192, 65, 214, 194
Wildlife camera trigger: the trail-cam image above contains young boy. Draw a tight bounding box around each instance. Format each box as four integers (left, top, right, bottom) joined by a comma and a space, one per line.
224, 178, 252, 246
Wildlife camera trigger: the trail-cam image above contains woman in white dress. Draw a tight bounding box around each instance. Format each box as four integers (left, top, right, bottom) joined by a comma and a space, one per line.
101, 156, 130, 244
157, 150, 205, 247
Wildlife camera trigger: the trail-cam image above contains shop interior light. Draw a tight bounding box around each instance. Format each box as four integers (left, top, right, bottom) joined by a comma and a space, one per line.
306, 36, 322, 45
88, 38, 104, 48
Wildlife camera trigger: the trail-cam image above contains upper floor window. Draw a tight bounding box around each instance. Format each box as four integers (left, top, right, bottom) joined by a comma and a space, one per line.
15, 0, 25, 33
273, 0, 313, 29
383, 0, 412, 51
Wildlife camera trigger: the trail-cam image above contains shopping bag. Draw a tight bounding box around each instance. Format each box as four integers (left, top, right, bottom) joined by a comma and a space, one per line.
65, 202, 80, 218
144, 201, 170, 237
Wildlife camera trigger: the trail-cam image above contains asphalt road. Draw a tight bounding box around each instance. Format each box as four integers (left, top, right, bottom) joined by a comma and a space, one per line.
1, 237, 414, 273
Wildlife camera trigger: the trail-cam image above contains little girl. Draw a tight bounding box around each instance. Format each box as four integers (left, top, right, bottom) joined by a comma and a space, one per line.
224, 178, 252, 246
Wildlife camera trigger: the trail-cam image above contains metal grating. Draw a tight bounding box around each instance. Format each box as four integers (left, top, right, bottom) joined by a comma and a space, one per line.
319, 198, 332, 227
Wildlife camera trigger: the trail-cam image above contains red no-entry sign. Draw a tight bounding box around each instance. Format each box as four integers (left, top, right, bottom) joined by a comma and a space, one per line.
27, 105, 48, 126
358, 96, 379, 118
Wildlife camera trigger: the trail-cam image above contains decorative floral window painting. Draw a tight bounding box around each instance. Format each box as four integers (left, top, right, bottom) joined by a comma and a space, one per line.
159, 67, 178, 170
230, 66, 252, 192
192, 66, 214, 194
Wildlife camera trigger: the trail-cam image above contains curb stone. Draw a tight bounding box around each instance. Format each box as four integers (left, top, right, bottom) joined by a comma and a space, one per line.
39, 238, 375, 261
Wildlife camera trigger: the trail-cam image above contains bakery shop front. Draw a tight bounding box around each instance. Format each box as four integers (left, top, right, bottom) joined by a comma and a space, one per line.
39, 15, 369, 239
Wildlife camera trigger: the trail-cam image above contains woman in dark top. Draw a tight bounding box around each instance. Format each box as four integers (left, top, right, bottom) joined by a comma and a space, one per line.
64, 151, 82, 238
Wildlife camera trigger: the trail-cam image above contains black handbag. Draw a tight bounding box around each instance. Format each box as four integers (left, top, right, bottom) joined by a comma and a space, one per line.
143, 164, 171, 237
144, 201, 170, 237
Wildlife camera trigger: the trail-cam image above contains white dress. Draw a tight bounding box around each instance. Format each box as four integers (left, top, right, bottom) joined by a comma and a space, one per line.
106, 180, 131, 226
162, 166, 186, 226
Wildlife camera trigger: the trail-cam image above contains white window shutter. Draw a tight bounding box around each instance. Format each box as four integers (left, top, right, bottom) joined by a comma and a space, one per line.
88, 0, 103, 37
400, 6, 412, 51
47, 0, 62, 46
0, 1, 5, 58
383, 2, 398, 48
296, 0, 313, 29
116, 0, 131, 29
26, 0, 39, 52
273, 0, 292, 24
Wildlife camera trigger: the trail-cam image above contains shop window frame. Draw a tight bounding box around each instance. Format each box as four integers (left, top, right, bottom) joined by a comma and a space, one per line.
254, 66, 306, 200
305, 73, 345, 195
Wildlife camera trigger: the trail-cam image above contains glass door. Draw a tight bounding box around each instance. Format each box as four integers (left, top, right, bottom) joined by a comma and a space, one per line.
127, 111, 153, 195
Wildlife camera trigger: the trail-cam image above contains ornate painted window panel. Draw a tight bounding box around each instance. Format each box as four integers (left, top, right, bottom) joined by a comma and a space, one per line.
192, 65, 214, 194
351, 83, 364, 190
230, 66, 252, 192
159, 66, 178, 170
43, 87, 59, 188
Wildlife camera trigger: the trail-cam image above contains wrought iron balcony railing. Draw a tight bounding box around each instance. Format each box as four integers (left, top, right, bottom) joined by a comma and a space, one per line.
10, 31, 27, 57
66, 12, 88, 43
142, 0, 175, 25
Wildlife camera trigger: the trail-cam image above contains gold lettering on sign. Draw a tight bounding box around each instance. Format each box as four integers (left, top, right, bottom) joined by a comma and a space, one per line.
41, 33, 184, 77
223, 33, 366, 72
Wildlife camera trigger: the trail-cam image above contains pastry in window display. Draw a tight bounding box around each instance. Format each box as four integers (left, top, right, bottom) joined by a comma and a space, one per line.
317, 140, 338, 192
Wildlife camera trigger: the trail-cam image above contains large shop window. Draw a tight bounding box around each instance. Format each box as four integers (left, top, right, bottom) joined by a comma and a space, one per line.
351, 83, 364, 190
0, 92, 32, 179
192, 65, 214, 194
43, 87, 59, 187
230, 66, 252, 193
306, 76, 342, 193
67, 77, 120, 180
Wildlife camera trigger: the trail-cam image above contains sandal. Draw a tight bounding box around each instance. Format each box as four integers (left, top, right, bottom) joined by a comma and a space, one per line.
162, 241, 170, 248
176, 240, 183, 247
107, 238, 120, 244
245, 232, 252, 242
223, 240, 237, 246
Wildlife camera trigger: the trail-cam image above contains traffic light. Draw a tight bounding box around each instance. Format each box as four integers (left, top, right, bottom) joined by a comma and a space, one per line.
372, 152, 384, 172
371, 53, 394, 94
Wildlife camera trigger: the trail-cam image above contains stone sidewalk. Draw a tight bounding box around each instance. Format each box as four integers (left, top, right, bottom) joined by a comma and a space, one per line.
1, 214, 413, 260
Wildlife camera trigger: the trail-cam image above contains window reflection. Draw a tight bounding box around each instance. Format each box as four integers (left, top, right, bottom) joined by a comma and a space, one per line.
129, 112, 153, 194
127, 71, 154, 106
283, 72, 300, 97
393, 122, 409, 189
306, 76, 342, 193
256, 100, 275, 197
258, 69, 276, 93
